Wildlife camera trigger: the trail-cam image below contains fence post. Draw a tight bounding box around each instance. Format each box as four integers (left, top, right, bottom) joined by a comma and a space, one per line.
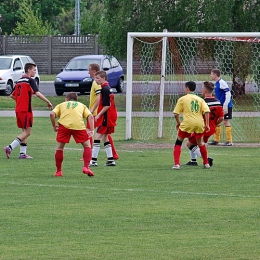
47, 36, 52, 74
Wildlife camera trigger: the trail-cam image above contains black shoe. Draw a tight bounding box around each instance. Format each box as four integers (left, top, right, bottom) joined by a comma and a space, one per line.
208, 140, 219, 145
185, 161, 198, 166
208, 157, 213, 167
105, 161, 116, 166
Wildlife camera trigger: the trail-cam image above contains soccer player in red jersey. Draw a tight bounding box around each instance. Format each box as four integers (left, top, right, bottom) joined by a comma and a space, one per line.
50, 92, 94, 177
185, 81, 224, 166
4, 63, 53, 159
80, 63, 119, 161
89, 70, 118, 166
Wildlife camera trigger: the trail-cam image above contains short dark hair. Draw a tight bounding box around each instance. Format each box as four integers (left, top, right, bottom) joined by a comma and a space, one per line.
66, 92, 78, 101
211, 69, 221, 77
95, 70, 107, 80
89, 63, 100, 72
185, 81, 196, 91
24, 63, 36, 73
203, 81, 214, 92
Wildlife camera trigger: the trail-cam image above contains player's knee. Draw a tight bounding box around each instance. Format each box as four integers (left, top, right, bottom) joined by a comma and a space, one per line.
175, 139, 183, 146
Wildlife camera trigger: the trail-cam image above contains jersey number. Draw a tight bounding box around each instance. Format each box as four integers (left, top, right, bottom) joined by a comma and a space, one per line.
190, 100, 199, 113
66, 102, 78, 109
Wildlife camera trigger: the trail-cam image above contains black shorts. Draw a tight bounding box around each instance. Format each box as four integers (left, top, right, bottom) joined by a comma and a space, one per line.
224, 107, 232, 120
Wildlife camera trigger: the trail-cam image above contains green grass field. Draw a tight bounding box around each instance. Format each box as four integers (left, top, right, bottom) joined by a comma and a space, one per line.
0, 117, 259, 259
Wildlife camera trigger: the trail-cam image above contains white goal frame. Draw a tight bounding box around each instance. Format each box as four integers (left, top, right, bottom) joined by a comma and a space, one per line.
126, 32, 260, 140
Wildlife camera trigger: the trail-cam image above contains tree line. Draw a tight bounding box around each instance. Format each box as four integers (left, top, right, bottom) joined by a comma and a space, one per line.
1, 0, 260, 58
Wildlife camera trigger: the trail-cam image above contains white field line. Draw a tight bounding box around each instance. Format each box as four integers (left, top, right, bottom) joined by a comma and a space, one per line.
1, 181, 259, 198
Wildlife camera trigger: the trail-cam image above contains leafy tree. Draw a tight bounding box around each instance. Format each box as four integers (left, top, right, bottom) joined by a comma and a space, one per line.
0, 0, 20, 34
12, 0, 52, 35
80, 0, 103, 35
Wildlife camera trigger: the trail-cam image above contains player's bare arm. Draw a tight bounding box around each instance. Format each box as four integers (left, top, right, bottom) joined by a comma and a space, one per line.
204, 112, 210, 132
174, 113, 181, 130
50, 111, 59, 132
35, 91, 53, 109
95, 106, 110, 121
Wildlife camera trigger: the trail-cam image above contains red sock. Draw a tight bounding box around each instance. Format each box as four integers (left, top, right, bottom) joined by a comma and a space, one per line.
198, 144, 208, 165
55, 150, 63, 172
108, 134, 118, 157
173, 145, 181, 165
83, 147, 92, 168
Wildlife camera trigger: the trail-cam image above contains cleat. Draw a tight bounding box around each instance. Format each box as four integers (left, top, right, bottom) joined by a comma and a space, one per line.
4, 146, 11, 159
172, 164, 180, 170
105, 161, 116, 166
54, 171, 63, 177
19, 154, 33, 159
208, 157, 213, 167
89, 160, 98, 167
204, 164, 210, 169
113, 154, 119, 160
223, 141, 233, 146
184, 161, 198, 166
208, 140, 219, 145
82, 167, 94, 177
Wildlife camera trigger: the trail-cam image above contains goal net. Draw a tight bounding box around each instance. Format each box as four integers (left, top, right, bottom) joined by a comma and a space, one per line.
126, 32, 260, 143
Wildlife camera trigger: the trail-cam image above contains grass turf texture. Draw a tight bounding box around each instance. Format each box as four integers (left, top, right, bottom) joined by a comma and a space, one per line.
0, 117, 260, 259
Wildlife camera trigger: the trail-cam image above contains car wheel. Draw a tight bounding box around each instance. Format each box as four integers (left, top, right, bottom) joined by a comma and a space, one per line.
116, 77, 124, 93
55, 89, 64, 96
5, 81, 13, 96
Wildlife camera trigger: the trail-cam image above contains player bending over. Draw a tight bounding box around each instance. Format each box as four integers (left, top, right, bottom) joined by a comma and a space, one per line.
172, 81, 210, 170
185, 81, 224, 166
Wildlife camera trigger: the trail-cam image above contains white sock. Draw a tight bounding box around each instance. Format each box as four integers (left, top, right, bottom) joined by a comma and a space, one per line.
92, 140, 100, 160
189, 150, 197, 160
104, 142, 113, 159
192, 146, 202, 158
10, 138, 21, 150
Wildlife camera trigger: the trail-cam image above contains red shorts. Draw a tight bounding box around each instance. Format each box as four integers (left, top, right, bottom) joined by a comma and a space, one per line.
16, 111, 33, 129
189, 133, 209, 144
178, 129, 192, 139
97, 126, 115, 135
56, 124, 90, 143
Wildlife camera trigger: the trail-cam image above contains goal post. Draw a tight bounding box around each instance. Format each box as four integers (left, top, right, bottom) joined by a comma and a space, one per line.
126, 32, 260, 142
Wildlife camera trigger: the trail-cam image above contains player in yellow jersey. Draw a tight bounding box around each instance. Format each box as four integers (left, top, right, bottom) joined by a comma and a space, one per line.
50, 92, 94, 177
172, 81, 210, 170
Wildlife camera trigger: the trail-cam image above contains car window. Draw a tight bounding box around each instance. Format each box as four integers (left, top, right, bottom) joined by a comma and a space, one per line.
111, 57, 119, 68
66, 58, 101, 71
103, 59, 111, 69
0, 58, 12, 70
20, 56, 31, 67
13, 58, 22, 70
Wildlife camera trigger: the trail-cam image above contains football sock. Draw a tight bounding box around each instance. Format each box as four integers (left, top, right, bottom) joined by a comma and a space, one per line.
55, 150, 64, 172
189, 146, 197, 161
198, 144, 208, 165
104, 141, 114, 162
83, 147, 92, 168
191, 145, 202, 158
173, 139, 183, 165
10, 137, 22, 150
92, 140, 101, 161
215, 125, 221, 142
20, 143, 27, 155
225, 126, 232, 142
108, 135, 118, 157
